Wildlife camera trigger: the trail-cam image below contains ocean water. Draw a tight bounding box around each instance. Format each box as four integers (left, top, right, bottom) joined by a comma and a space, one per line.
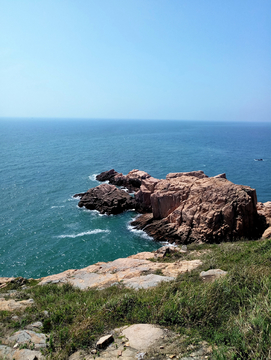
0, 119, 270, 278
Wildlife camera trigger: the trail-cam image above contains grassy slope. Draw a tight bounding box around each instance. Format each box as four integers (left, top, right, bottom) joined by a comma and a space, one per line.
1, 238, 271, 359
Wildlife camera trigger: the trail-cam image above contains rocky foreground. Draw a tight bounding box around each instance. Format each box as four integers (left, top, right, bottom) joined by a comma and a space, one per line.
0, 245, 223, 360
76, 169, 271, 244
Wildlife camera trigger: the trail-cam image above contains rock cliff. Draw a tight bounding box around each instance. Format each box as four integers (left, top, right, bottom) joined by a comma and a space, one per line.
133, 171, 266, 243
78, 169, 268, 244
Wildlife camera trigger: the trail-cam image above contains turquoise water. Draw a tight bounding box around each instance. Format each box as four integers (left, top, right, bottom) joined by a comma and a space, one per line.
0, 119, 271, 278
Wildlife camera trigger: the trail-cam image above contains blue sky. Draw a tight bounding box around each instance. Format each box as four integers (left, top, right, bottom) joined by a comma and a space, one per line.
0, 0, 270, 121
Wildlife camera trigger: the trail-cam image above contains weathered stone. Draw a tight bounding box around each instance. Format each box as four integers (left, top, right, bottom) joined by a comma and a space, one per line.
133, 172, 265, 243
0, 277, 15, 289
8, 330, 47, 349
96, 169, 151, 192
96, 169, 119, 182
25, 321, 43, 331
257, 201, 271, 225
257, 201, 271, 238
39, 254, 202, 290
0, 345, 45, 360
0, 298, 34, 312
96, 334, 114, 349
123, 274, 175, 289
213, 173, 227, 179
166, 171, 208, 180
76, 183, 136, 215
135, 177, 160, 212
122, 324, 164, 351
200, 269, 227, 282
262, 226, 271, 239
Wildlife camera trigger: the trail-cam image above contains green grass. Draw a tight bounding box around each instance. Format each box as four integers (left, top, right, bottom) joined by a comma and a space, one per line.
1, 238, 271, 359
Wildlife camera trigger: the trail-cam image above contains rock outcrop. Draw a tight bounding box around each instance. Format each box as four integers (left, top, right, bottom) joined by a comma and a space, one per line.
75, 183, 136, 215
96, 169, 151, 192
0, 298, 34, 312
132, 171, 266, 243
79, 168, 269, 243
257, 201, 271, 239
38, 247, 202, 290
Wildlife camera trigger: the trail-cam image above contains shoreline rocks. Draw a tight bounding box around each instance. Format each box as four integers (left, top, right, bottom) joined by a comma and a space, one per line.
38, 246, 202, 290
133, 174, 266, 243
96, 169, 151, 192
75, 183, 136, 215
91, 169, 268, 244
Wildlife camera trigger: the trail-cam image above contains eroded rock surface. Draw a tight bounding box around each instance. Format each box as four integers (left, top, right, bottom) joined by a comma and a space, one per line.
96, 169, 151, 192
200, 269, 227, 283
0, 298, 34, 312
0, 345, 45, 360
76, 168, 269, 243
0, 277, 15, 289
38, 248, 202, 290
75, 183, 136, 215
68, 324, 213, 360
257, 201, 271, 239
8, 330, 47, 349
133, 171, 265, 243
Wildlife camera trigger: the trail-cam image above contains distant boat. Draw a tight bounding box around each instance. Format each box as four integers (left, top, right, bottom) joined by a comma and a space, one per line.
254, 159, 263, 161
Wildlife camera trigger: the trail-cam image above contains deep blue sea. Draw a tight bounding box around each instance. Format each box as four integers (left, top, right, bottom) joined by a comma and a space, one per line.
1, 119, 270, 278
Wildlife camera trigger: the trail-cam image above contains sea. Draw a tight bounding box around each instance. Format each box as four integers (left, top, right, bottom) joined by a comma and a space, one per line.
0, 119, 270, 279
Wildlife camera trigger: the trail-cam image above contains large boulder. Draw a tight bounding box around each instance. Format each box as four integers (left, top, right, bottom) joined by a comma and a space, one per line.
76, 183, 136, 215
132, 172, 266, 243
96, 169, 118, 182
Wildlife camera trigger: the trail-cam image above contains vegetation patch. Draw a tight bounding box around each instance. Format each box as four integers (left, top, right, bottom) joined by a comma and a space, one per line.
1, 238, 271, 359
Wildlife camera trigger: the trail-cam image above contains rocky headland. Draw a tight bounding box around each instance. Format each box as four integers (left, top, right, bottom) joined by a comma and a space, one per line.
76, 169, 270, 244
1, 169, 271, 359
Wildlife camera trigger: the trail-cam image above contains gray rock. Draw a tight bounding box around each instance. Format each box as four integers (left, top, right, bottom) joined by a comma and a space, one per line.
8, 330, 47, 349
0, 345, 45, 360
123, 274, 175, 289
25, 321, 43, 331
200, 269, 227, 282
42, 310, 49, 317
96, 334, 114, 349
122, 324, 164, 351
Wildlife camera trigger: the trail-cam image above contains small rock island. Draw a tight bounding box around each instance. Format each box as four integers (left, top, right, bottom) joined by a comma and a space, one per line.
75, 169, 271, 244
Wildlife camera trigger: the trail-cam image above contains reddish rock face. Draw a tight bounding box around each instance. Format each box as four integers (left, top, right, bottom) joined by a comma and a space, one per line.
257, 201, 271, 239
79, 168, 269, 243
77, 183, 136, 215
132, 172, 266, 243
135, 177, 160, 212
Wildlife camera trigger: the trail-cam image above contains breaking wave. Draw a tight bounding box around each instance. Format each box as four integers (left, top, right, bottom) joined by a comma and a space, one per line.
57, 229, 110, 239
127, 223, 153, 241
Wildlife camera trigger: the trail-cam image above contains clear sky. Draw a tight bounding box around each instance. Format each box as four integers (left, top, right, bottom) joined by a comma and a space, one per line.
0, 0, 270, 121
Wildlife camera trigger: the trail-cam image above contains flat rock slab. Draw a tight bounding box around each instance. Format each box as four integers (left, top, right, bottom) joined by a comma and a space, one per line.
122, 324, 164, 351
39, 252, 202, 290
68, 324, 213, 360
0, 345, 44, 360
123, 274, 175, 289
8, 330, 47, 349
0, 298, 34, 311
200, 269, 227, 282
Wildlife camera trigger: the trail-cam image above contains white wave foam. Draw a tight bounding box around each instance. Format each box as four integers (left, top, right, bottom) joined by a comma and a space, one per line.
68, 196, 80, 201
88, 174, 98, 181
57, 229, 110, 239
127, 224, 153, 241
51, 205, 65, 209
